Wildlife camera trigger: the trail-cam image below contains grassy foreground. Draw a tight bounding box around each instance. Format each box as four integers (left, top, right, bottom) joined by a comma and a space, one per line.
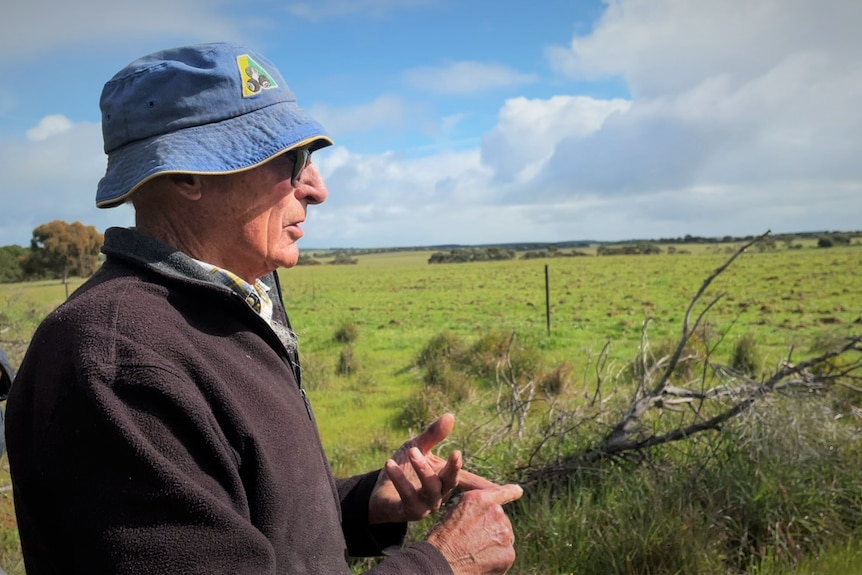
0, 242, 860, 574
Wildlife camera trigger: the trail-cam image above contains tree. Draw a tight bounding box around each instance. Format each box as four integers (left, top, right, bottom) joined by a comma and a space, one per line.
22, 221, 103, 293
0, 245, 27, 283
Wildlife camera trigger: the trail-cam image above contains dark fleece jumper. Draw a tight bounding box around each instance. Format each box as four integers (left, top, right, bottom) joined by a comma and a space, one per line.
7, 227, 452, 575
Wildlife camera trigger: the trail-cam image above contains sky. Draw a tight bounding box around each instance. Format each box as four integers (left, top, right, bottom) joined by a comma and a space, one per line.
0, 0, 860, 249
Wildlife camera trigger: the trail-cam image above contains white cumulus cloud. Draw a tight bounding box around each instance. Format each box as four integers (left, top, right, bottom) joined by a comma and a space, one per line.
26, 115, 75, 142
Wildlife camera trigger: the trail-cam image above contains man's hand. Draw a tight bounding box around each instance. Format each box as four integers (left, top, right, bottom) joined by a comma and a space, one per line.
427, 484, 523, 575
368, 413, 498, 524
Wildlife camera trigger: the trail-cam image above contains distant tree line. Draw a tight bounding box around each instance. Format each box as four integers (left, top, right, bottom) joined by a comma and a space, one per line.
2, 226, 860, 280
296, 231, 859, 264
596, 243, 663, 256
521, 247, 589, 259
655, 230, 861, 245
296, 251, 358, 266
0, 221, 102, 284
428, 247, 516, 264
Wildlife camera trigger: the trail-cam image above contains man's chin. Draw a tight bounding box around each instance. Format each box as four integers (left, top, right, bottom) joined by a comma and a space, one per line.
276, 247, 301, 269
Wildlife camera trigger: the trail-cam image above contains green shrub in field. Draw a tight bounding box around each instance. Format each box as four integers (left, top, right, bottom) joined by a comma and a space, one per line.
413, 329, 545, 399
398, 386, 452, 431
414, 331, 467, 368
422, 360, 473, 402
537, 361, 573, 397
336, 345, 360, 376
730, 332, 763, 377
414, 332, 469, 394
333, 321, 360, 343
462, 329, 518, 379
462, 329, 543, 385
401, 330, 547, 435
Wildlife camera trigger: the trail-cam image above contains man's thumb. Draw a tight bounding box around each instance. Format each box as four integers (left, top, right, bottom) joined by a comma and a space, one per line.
489, 483, 524, 506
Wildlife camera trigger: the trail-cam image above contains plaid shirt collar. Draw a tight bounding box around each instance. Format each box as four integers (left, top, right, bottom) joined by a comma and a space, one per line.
192, 260, 273, 323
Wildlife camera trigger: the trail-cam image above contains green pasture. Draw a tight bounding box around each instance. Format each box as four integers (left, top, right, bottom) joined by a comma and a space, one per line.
279, 244, 861, 453
0, 242, 860, 574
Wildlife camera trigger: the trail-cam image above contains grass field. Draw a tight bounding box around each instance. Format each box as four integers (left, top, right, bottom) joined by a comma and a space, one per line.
280, 244, 862, 453
0, 241, 860, 573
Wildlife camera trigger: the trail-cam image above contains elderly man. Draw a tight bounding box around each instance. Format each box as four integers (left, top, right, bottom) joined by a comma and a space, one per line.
6, 43, 520, 574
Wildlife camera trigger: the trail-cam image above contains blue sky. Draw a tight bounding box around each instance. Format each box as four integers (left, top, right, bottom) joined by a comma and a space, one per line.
1, 0, 860, 249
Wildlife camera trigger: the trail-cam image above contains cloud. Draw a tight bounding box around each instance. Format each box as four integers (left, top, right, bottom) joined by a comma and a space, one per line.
0, 117, 132, 246
534, 53, 862, 198
404, 62, 537, 95
305, 145, 502, 247
26, 115, 74, 142
506, 0, 862, 218
481, 95, 631, 182
305, 0, 862, 246
546, 0, 862, 98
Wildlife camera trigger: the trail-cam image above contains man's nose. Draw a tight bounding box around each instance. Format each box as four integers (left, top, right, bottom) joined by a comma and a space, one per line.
296, 163, 328, 205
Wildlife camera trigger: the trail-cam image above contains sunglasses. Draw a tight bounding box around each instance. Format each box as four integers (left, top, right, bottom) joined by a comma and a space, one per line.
285, 146, 312, 187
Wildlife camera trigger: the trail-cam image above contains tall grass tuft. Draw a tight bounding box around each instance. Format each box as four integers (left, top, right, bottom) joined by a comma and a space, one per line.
538, 361, 573, 397
333, 320, 360, 343
336, 345, 360, 376
506, 394, 862, 574
730, 332, 763, 377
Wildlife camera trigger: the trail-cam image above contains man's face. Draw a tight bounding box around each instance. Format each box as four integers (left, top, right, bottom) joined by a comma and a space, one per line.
204, 151, 328, 281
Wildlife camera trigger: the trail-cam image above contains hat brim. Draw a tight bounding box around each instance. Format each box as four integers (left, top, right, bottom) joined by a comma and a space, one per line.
96, 100, 333, 208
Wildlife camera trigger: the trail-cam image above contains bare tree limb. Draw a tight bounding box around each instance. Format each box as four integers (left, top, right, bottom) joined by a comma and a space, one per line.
519, 231, 862, 486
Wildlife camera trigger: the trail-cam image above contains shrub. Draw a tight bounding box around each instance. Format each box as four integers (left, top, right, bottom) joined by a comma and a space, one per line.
415, 332, 466, 368
422, 359, 474, 402
329, 252, 358, 265
333, 321, 360, 343
730, 332, 762, 377
464, 330, 542, 385
538, 361, 573, 397
295, 254, 321, 266
336, 345, 360, 376
398, 387, 450, 432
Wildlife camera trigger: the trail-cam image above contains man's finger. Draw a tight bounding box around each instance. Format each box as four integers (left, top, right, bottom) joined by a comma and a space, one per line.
413, 412, 455, 453
457, 468, 502, 491
407, 447, 443, 496
486, 484, 524, 506
384, 459, 417, 501
438, 450, 462, 494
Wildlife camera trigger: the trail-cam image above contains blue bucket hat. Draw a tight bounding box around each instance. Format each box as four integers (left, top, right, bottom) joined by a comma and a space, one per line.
96, 42, 334, 208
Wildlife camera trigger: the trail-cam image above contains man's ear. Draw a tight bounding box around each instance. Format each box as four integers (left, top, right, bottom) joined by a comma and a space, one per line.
169, 173, 203, 201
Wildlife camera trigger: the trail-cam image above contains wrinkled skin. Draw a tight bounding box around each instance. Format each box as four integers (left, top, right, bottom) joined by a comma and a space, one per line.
369, 414, 523, 574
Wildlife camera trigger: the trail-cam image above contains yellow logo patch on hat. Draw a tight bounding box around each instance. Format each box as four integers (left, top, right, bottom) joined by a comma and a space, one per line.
237, 55, 278, 98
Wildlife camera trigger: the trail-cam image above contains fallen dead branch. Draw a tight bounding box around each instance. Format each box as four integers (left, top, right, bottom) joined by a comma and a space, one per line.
512, 231, 862, 485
